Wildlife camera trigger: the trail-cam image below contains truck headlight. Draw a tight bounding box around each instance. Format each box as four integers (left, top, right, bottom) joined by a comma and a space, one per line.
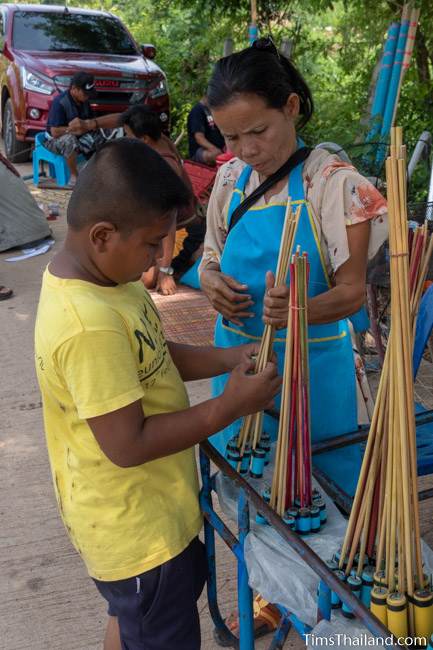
149, 78, 168, 99
21, 67, 55, 95
28, 108, 41, 119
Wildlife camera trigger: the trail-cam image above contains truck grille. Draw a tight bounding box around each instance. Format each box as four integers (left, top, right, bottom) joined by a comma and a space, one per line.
93, 91, 134, 105
54, 74, 160, 107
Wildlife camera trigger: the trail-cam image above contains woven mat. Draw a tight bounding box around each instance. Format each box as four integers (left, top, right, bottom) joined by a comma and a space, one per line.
151, 285, 216, 346
30, 185, 71, 215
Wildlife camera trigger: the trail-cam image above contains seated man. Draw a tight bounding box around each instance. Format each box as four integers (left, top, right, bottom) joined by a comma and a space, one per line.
120, 105, 205, 295
187, 96, 225, 166
45, 72, 104, 185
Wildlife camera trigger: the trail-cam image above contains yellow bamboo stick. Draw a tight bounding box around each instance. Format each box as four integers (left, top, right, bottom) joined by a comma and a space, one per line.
238, 202, 302, 455
395, 155, 423, 589
271, 284, 294, 510
346, 129, 428, 608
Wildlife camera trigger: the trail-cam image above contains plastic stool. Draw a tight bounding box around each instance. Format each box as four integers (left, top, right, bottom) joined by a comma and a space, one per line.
32, 132, 70, 187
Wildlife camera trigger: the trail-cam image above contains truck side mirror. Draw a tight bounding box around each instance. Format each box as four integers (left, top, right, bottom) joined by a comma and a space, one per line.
141, 44, 156, 59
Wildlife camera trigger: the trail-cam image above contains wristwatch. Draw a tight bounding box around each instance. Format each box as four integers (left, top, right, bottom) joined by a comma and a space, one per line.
159, 266, 174, 276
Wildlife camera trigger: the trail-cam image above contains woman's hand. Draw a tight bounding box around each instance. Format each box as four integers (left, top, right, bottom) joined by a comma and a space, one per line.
201, 269, 254, 326
263, 271, 290, 329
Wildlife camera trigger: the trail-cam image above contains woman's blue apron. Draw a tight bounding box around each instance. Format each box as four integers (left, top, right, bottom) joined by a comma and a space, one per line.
210, 159, 358, 455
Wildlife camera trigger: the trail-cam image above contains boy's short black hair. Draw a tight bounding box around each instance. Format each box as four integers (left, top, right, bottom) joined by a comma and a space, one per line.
119, 105, 162, 141
67, 138, 191, 232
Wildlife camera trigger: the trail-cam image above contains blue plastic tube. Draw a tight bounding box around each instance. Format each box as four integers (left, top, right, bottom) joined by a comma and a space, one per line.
248, 24, 258, 45
367, 22, 400, 142
376, 15, 410, 166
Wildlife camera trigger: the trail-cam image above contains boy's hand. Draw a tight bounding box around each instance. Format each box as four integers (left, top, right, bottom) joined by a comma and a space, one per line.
225, 342, 277, 372
221, 358, 281, 419
263, 271, 290, 329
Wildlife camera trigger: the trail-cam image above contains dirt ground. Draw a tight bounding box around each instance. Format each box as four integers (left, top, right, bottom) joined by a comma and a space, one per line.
0, 153, 432, 650
0, 156, 288, 649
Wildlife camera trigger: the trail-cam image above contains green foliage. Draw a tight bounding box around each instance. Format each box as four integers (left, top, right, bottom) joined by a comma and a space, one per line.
65, 0, 432, 195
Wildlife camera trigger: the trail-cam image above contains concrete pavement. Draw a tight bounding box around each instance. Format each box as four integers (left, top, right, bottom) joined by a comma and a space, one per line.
0, 153, 279, 649
2, 148, 432, 650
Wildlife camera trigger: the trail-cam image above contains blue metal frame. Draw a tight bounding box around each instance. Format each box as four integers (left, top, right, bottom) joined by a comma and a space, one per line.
200, 449, 302, 649
237, 488, 255, 648
201, 452, 239, 648
199, 443, 391, 649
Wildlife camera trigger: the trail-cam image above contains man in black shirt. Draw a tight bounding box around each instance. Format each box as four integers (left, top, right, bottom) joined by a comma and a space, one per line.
187, 96, 225, 166
45, 72, 103, 185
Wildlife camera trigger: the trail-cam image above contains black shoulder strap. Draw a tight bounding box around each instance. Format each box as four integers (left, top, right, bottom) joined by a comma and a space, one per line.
228, 146, 312, 235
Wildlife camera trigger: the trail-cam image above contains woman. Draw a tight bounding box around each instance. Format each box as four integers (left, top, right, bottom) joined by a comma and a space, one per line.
120, 105, 202, 296
200, 38, 387, 456
199, 37, 387, 640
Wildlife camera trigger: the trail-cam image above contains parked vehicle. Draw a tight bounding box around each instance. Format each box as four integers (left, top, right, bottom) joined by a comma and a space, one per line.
0, 4, 170, 162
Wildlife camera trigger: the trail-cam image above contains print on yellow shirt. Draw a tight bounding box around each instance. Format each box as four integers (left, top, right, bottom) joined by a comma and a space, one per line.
35, 269, 202, 581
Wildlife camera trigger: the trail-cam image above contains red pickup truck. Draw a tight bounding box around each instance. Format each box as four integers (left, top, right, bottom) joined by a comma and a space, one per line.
0, 4, 170, 162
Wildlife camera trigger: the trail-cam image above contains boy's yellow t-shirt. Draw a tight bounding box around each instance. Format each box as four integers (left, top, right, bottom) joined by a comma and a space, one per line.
34, 268, 202, 581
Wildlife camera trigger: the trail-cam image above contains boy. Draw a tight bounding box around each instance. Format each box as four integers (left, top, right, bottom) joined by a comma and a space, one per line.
34, 139, 280, 650
120, 105, 203, 296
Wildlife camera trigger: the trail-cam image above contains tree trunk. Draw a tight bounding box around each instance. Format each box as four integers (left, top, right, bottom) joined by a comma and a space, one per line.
415, 27, 431, 86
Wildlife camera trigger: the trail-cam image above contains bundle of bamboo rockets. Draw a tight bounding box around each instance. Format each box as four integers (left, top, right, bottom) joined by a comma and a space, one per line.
225, 127, 433, 637
226, 199, 326, 535
334, 129, 433, 638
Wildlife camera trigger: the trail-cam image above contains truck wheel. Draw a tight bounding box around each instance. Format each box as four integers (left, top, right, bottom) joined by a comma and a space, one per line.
3, 99, 31, 163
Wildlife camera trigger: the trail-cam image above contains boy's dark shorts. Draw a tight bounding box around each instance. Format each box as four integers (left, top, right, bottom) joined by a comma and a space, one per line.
93, 536, 207, 650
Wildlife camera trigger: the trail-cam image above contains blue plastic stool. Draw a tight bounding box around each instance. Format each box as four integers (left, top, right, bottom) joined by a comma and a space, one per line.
32, 132, 71, 187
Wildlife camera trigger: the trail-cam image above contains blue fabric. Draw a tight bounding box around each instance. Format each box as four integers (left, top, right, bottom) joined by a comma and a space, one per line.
210, 157, 358, 455
349, 306, 370, 333
413, 404, 433, 477
47, 90, 93, 133
314, 444, 364, 498
315, 404, 433, 498
413, 283, 433, 377
179, 257, 201, 290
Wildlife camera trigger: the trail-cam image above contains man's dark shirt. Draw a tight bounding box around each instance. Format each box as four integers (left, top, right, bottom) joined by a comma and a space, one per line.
187, 102, 225, 157
47, 90, 93, 135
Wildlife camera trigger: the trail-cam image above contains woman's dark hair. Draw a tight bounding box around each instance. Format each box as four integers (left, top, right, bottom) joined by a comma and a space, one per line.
207, 37, 314, 129
120, 105, 162, 141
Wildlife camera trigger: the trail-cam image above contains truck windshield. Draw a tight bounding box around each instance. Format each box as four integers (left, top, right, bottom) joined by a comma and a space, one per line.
12, 11, 137, 54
